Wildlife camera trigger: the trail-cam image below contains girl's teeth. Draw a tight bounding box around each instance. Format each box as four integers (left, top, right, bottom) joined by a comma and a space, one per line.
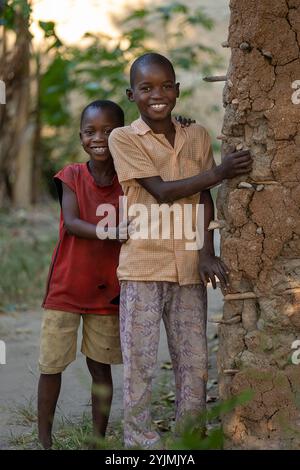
93, 147, 106, 154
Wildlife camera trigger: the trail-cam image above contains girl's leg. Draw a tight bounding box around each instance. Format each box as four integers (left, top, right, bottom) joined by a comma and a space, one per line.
38, 373, 62, 449
86, 357, 113, 437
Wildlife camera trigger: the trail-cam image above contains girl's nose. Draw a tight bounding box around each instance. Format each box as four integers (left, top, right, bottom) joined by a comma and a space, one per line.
93, 132, 106, 142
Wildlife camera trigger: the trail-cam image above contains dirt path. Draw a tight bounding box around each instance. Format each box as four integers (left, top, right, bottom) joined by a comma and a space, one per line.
0, 286, 222, 449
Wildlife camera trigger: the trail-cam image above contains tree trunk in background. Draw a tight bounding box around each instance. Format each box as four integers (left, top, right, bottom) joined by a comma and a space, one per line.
218, 0, 300, 449
0, 3, 33, 208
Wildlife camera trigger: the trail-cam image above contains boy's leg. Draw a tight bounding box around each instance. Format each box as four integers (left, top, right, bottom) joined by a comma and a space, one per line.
38, 309, 80, 449
38, 373, 61, 449
162, 283, 208, 432
86, 357, 113, 438
120, 281, 163, 448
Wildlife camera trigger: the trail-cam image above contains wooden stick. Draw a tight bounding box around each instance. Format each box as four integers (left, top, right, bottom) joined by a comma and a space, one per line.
208, 220, 226, 231
203, 75, 227, 82
224, 292, 257, 301
251, 180, 279, 185
223, 369, 239, 375
209, 315, 241, 325
222, 288, 300, 301
283, 287, 300, 295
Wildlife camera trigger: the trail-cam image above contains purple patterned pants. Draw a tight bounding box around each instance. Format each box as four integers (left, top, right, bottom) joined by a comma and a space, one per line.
120, 281, 208, 448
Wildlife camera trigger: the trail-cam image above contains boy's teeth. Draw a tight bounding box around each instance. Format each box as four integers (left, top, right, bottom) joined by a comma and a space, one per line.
151, 104, 166, 110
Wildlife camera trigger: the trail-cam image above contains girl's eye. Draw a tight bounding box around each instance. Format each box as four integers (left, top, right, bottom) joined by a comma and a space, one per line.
104, 129, 112, 135
141, 87, 150, 92
85, 130, 94, 135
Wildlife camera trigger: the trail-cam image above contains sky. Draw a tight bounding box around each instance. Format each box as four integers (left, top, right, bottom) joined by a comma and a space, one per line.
30, 0, 229, 44
31, 0, 147, 43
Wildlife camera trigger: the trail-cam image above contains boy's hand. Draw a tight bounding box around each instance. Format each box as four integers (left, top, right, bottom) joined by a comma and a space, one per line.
217, 149, 252, 180
199, 252, 230, 291
175, 115, 196, 127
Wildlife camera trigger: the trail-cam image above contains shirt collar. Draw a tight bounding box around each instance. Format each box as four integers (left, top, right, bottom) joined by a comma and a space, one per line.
131, 116, 182, 136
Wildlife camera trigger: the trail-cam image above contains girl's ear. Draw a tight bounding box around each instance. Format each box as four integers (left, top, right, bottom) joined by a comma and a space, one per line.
176, 82, 180, 98
126, 88, 135, 102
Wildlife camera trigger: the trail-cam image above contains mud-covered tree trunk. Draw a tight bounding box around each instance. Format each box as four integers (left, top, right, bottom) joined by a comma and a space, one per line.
217, 0, 300, 449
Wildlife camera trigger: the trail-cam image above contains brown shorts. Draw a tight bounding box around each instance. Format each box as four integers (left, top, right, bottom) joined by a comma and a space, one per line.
39, 309, 122, 374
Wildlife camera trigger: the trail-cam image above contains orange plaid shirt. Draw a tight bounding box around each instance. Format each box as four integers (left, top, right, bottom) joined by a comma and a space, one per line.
109, 117, 215, 285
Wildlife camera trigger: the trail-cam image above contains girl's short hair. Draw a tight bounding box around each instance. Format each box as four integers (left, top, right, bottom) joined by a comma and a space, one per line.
80, 100, 124, 127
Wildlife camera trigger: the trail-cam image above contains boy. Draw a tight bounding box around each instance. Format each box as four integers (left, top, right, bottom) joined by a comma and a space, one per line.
109, 53, 252, 448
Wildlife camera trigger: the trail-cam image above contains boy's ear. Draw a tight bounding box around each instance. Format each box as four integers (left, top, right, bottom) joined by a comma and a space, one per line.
79, 131, 83, 145
176, 82, 180, 98
126, 88, 134, 102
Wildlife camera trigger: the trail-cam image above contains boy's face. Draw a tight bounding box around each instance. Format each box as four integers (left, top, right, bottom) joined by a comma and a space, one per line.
127, 63, 180, 122
80, 108, 121, 162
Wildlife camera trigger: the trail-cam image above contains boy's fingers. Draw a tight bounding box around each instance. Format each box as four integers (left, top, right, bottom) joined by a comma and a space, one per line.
208, 271, 217, 289
199, 271, 208, 287
233, 154, 252, 162
219, 260, 230, 277
236, 166, 253, 173
229, 150, 251, 158
213, 259, 230, 288
214, 266, 227, 289
235, 163, 253, 171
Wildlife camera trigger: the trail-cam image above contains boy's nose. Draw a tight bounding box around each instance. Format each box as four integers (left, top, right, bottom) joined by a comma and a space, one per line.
151, 87, 164, 99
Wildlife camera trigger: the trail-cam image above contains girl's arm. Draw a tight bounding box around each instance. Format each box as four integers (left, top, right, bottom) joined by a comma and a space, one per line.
61, 183, 128, 241
62, 183, 98, 239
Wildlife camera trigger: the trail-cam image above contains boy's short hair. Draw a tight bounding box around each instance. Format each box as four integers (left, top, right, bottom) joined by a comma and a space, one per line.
80, 100, 124, 128
130, 53, 176, 88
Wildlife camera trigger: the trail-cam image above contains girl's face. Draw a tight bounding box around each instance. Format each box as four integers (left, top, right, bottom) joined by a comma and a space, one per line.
80, 107, 121, 162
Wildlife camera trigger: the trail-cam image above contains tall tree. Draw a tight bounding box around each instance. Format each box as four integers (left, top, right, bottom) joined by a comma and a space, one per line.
218, 0, 300, 449
0, 0, 33, 207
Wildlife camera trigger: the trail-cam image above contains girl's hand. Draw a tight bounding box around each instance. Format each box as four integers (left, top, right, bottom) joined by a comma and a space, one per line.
175, 115, 196, 127
116, 218, 135, 243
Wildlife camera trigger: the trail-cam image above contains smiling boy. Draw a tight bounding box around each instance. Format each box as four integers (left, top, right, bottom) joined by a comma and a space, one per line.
109, 52, 252, 448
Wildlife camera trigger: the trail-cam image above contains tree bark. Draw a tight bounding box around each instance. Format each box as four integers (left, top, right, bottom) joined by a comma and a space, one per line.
0, 2, 33, 208
218, 0, 300, 449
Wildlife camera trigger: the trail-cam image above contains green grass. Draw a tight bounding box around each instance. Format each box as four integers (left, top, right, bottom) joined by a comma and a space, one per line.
0, 207, 58, 312
7, 376, 253, 450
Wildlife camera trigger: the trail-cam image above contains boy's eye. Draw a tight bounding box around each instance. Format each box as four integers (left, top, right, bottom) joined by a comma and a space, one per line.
104, 129, 112, 135
164, 84, 173, 89
141, 86, 151, 92
84, 130, 94, 135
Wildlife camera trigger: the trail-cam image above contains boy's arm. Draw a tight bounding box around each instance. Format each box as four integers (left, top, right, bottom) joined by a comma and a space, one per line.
198, 190, 230, 291
61, 183, 128, 241
137, 149, 252, 204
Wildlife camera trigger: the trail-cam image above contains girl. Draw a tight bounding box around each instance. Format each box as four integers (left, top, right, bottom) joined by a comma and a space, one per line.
38, 100, 126, 449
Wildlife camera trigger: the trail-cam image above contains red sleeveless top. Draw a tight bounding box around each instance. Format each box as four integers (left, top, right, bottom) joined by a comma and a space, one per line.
42, 163, 122, 315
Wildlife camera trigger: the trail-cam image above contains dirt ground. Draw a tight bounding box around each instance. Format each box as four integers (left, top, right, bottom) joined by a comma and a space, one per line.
0, 284, 222, 449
